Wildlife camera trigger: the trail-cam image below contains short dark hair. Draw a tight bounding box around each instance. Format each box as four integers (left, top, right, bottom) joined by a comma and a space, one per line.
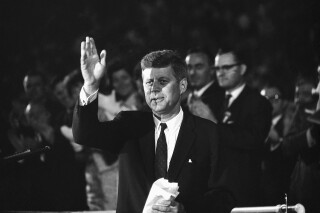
186, 47, 214, 65
107, 57, 132, 85
23, 70, 46, 84
216, 44, 247, 65
65, 69, 83, 96
141, 50, 187, 81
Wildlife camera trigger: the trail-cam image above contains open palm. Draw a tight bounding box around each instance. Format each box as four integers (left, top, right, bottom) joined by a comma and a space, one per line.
80, 37, 107, 93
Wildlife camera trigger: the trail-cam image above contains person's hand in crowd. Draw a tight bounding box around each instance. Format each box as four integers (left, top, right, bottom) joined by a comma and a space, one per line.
28, 119, 55, 145
188, 97, 217, 123
268, 127, 283, 151
60, 125, 83, 152
268, 127, 280, 142
8, 130, 27, 153
152, 199, 185, 213
81, 36, 107, 94
8, 130, 42, 152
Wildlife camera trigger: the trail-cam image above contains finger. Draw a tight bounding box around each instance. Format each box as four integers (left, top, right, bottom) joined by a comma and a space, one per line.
100, 50, 107, 66
80, 41, 86, 61
90, 37, 98, 55
170, 200, 178, 207
152, 204, 170, 212
86, 36, 91, 54
157, 199, 171, 206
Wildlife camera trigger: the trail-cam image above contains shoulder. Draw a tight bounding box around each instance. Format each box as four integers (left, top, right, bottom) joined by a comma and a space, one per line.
116, 110, 153, 121
243, 86, 270, 105
184, 110, 218, 131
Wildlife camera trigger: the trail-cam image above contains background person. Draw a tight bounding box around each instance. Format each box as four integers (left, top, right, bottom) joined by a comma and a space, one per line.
185, 47, 225, 122
213, 45, 272, 207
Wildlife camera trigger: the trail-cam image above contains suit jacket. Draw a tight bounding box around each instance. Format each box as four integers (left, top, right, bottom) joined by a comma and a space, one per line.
216, 85, 272, 207
201, 81, 225, 121
73, 99, 234, 213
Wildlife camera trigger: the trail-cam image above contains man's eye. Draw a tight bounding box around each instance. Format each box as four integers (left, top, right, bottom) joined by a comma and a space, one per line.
159, 80, 168, 85
195, 65, 203, 69
145, 81, 152, 85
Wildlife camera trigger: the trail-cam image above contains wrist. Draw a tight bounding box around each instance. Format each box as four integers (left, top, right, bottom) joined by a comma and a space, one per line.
83, 82, 100, 95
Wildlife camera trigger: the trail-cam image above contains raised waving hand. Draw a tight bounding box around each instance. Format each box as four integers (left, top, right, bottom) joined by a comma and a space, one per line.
80, 36, 107, 94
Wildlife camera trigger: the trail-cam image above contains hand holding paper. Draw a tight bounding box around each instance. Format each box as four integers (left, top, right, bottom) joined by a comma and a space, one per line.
143, 178, 180, 213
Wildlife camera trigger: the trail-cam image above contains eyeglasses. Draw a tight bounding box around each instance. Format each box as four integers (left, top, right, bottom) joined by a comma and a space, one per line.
264, 94, 281, 102
214, 63, 240, 72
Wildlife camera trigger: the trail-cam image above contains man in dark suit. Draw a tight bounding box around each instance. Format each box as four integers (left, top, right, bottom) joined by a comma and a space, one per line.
185, 47, 225, 122
73, 37, 234, 213
213, 46, 272, 207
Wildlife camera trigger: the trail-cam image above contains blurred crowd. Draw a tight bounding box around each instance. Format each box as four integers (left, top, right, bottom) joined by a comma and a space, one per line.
0, 0, 320, 212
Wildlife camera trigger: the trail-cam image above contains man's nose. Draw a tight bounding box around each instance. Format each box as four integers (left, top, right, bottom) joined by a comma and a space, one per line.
188, 68, 195, 75
216, 71, 224, 77
151, 81, 161, 92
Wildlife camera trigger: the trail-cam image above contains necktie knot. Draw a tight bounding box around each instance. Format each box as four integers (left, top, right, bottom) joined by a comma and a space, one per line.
160, 123, 167, 132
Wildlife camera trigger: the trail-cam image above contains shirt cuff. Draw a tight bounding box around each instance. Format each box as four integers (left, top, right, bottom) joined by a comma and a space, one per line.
79, 86, 99, 106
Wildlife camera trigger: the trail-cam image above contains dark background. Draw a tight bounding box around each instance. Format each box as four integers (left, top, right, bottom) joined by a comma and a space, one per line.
1, 0, 320, 128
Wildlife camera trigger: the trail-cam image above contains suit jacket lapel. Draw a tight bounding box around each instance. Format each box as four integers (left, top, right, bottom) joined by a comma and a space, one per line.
168, 113, 195, 181
228, 85, 249, 113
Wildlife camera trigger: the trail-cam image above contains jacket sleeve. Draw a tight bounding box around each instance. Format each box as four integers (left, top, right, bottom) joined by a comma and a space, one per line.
72, 98, 150, 154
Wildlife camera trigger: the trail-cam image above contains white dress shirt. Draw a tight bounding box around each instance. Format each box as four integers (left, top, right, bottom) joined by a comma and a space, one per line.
153, 108, 184, 170
192, 81, 214, 98
226, 83, 246, 107
79, 87, 99, 106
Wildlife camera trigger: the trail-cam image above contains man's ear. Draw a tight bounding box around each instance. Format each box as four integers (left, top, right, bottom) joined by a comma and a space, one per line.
240, 64, 247, 76
179, 78, 188, 94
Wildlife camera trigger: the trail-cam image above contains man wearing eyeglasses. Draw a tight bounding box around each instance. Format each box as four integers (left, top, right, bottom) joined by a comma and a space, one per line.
260, 86, 297, 205
213, 46, 272, 207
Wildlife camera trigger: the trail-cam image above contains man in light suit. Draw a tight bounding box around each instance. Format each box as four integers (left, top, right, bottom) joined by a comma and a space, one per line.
73, 37, 234, 213
213, 46, 272, 207
185, 47, 225, 122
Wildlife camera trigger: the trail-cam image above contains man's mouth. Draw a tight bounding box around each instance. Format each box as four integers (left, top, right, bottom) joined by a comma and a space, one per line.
151, 97, 164, 103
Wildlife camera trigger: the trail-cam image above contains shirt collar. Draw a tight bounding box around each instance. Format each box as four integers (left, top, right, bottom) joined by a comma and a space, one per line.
227, 83, 246, 100
193, 81, 214, 97
153, 107, 184, 132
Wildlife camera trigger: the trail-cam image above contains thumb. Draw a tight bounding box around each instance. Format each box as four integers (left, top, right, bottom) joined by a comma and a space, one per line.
100, 50, 107, 66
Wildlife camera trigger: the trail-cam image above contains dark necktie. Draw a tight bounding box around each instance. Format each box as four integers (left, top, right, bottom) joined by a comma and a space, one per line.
223, 93, 232, 113
155, 123, 168, 179
221, 94, 232, 123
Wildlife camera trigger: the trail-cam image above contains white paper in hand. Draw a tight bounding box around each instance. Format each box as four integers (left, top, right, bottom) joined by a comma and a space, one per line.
142, 178, 179, 213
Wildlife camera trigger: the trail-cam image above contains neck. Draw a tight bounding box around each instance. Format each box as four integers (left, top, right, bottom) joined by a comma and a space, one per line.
154, 106, 181, 123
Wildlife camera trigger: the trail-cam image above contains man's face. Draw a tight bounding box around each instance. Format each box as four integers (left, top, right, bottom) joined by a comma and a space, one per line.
215, 53, 245, 91
294, 82, 314, 105
142, 66, 187, 118
54, 81, 72, 108
261, 87, 283, 116
23, 75, 45, 101
25, 103, 50, 128
185, 53, 214, 90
